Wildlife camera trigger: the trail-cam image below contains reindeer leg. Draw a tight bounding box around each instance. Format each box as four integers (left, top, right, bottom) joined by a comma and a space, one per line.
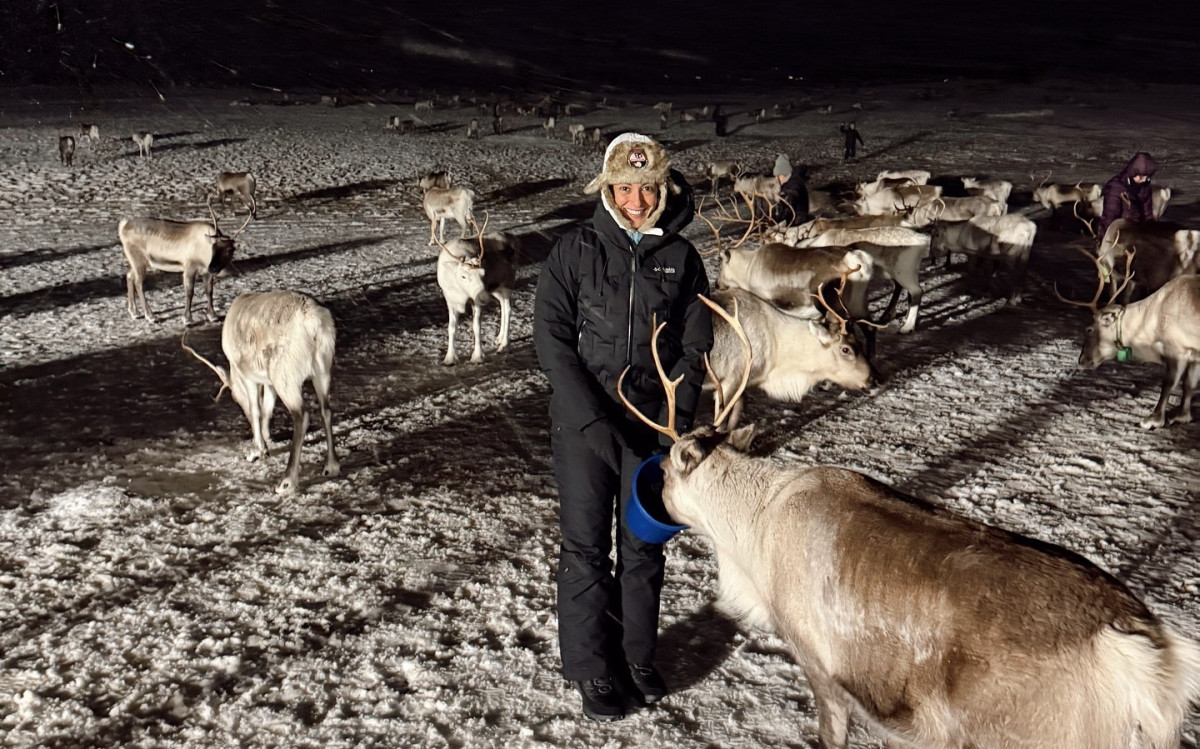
469, 300, 484, 363
277, 400, 309, 495
1170, 363, 1199, 425
259, 386, 277, 450
245, 382, 268, 461
495, 288, 511, 352
1143, 359, 1186, 429
203, 274, 218, 322
312, 369, 339, 477
443, 300, 459, 366
428, 217, 438, 246
126, 270, 141, 320
809, 670, 853, 749
878, 281, 903, 324
182, 269, 196, 325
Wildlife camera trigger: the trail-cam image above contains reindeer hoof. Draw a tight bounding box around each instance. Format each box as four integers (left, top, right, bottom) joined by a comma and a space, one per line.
1139, 415, 1165, 430
323, 461, 341, 478
442, 355, 457, 366
470, 353, 484, 364
275, 478, 299, 495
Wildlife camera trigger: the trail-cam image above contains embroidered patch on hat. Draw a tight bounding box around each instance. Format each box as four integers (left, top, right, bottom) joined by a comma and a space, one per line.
628, 150, 648, 169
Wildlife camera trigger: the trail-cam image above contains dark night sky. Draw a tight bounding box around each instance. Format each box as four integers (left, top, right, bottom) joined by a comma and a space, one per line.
2, 1, 1197, 94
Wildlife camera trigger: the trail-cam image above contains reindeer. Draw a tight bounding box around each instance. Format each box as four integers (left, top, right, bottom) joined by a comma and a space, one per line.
621, 324, 1200, 748
422, 183, 476, 245
792, 226, 932, 333
466, 118, 480, 140
961, 176, 1013, 205
58, 135, 75, 166
905, 194, 1006, 227
858, 169, 931, 197
118, 197, 251, 324
132, 131, 154, 158
930, 214, 1038, 304
705, 284, 875, 429
568, 122, 585, 145
414, 99, 434, 112
78, 123, 100, 143
1060, 251, 1200, 428
705, 161, 741, 196
1152, 185, 1172, 220
853, 183, 941, 216
214, 171, 257, 217
434, 215, 516, 365
1033, 181, 1100, 211
419, 170, 451, 191
778, 214, 909, 245
542, 116, 556, 138
589, 127, 602, 151
183, 290, 339, 494
1095, 218, 1200, 302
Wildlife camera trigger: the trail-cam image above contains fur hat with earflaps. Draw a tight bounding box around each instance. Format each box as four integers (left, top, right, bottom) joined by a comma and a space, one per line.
585, 132, 680, 233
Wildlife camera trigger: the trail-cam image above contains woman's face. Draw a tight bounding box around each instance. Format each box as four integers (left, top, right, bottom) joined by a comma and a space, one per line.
1132, 174, 1150, 184
611, 183, 659, 229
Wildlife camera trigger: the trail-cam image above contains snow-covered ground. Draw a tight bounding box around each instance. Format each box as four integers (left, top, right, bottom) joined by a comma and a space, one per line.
0, 79, 1197, 747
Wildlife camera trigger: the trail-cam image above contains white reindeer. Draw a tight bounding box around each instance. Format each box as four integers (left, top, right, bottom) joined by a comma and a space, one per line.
435, 219, 516, 365
118, 198, 251, 324
705, 287, 875, 429
1060, 253, 1200, 429
705, 160, 741, 196
1033, 181, 1100, 210
621, 349, 1200, 749
214, 171, 257, 217
78, 123, 100, 143
422, 185, 476, 245
542, 115, 556, 138
568, 123, 585, 145
183, 290, 340, 494
132, 131, 154, 158
930, 213, 1038, 304
793, 227, 932, 333
905, 194, 1005, 227
961, 175, 1013, 204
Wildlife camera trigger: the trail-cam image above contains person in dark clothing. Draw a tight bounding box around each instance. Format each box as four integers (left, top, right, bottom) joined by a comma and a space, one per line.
840, 121, 864, 161
534, 133, 713, 722
771, 153, 809, 226
1096, 151, 1157, 239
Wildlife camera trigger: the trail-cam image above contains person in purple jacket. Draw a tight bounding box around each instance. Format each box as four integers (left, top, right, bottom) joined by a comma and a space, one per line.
1096, 151, 1157, 239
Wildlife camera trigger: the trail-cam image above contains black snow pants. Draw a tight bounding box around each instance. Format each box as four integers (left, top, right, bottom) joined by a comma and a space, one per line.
550, 421, 665, 681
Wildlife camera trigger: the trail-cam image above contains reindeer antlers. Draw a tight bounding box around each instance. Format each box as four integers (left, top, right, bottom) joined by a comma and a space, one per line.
701, 295, 752, 430
181, 331, 230, 402
617, 314, 685, 442
1053, 244, 1135, 312
617, 295, 755, 442
695, 194, 772, 258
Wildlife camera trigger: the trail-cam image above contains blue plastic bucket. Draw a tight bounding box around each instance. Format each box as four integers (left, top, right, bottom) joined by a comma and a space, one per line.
626, 455, 688, 544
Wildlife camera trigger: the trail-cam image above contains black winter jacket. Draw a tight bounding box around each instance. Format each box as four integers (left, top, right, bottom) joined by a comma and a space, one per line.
534, 171, 713, 435
1097, 151, 1157, 238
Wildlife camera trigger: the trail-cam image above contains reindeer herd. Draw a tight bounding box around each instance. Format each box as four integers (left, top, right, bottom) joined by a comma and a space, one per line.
76, 97, 1198, 746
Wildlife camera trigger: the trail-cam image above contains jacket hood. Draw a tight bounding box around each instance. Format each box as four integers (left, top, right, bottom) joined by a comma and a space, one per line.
1119, 152, 1157, 181
595, 168, 695, 243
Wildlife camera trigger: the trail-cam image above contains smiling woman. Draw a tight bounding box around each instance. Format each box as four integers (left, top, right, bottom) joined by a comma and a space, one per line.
533, 132, 714, 721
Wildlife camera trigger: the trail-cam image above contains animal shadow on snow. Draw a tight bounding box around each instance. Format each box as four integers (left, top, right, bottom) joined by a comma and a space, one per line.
482, 178, 572, 205
656, 602, 741, 692
859, 129, 934, 162
0, 242, 112, 272
285, 179, 401, 204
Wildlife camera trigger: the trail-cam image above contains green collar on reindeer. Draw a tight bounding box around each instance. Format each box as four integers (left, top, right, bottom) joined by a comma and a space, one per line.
1113, 307, 1134, 362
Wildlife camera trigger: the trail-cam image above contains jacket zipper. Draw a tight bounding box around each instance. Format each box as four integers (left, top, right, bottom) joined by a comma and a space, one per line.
626, 242, 637, 369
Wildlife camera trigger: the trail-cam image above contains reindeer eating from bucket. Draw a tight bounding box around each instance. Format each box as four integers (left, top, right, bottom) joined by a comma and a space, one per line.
619, 299, 1200, 748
